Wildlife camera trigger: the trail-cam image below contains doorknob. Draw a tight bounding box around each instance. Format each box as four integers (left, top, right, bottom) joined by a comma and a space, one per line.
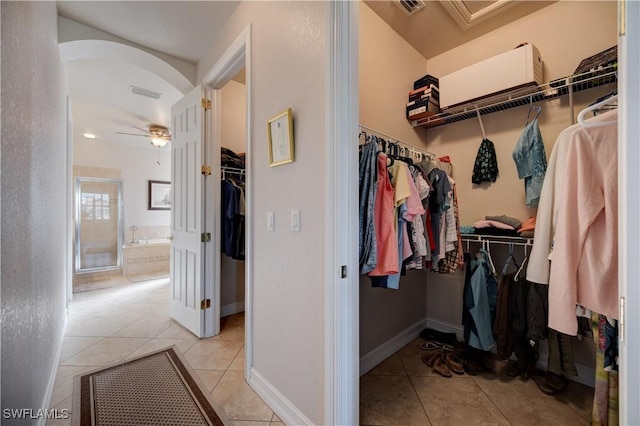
168, 235, 174, 241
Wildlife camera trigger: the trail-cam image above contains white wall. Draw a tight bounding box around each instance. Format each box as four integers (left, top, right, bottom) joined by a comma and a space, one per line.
197, 2, 328, 423
74, 138, 171, 239
1, 1, 69, 418
221, 79, 247, 155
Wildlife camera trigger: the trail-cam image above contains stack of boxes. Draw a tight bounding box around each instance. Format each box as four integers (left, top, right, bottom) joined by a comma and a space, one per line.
406, 74, 440, 121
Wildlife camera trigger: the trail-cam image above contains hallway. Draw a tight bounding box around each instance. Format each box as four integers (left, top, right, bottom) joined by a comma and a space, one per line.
47, 278, 282, 425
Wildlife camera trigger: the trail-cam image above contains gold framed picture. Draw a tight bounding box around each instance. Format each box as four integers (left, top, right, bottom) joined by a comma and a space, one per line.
267, 108, 294, 167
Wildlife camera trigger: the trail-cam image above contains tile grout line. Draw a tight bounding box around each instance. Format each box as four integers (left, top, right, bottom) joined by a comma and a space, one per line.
469, 375, 515, 425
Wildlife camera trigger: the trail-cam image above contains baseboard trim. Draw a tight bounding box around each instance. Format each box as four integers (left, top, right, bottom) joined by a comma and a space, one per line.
220, 301, 245, 317
248, 367, 314, 426
39, 312, 68, 426
425, 317, 465, 340
535, 351, 596, 388
359, 319, 427, 376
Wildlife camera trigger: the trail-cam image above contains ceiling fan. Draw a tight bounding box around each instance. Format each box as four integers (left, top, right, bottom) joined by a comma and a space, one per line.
116, 124, 171, 148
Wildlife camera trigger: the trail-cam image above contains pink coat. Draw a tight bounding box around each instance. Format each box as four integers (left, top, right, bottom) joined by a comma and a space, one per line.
548, 110, 618, 335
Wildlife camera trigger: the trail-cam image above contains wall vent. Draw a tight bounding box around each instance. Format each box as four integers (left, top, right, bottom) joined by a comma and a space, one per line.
129, 85, 162, 99
393, 0, 426, 16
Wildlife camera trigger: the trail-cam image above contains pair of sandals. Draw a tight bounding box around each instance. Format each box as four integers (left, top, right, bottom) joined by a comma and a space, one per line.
420, 340, 465, 377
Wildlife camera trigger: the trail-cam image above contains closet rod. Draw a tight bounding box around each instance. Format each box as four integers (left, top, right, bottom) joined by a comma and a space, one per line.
221, 166, 245, 174
462, 237, 532, 248
359, 124, 435, 158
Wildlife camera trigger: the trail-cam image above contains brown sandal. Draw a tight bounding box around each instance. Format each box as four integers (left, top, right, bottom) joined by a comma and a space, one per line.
432, 355, 452, 377
444, 352, 465, 375
421, 351, 442, 368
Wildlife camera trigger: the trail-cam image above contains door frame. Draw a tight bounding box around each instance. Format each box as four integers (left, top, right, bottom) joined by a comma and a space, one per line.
202, 24, 253, 378
325, 2, 359, 424
618, 1, 639, 424
330, 2, 639, 424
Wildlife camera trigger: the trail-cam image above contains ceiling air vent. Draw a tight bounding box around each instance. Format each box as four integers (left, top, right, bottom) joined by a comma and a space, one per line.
129, 85, 162, 99
394, 0, 426, 16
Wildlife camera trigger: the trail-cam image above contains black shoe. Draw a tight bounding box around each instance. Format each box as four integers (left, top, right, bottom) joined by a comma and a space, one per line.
533, 374, 558, 395
547, 372, 567, 391
506, 361, 522, 377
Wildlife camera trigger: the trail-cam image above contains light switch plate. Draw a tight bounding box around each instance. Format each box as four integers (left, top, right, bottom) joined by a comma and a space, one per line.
267, 212, 275, 231
291, 210, 300, 232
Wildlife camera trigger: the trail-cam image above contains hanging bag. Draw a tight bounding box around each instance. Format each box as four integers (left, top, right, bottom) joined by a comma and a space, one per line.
471, 138, 499, 184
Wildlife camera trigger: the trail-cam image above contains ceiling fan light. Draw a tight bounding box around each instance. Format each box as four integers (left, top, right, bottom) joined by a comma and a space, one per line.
150, 137, 168, 148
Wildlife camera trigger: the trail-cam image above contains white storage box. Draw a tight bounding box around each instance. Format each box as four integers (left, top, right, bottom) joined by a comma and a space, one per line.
439, 44, 543, 110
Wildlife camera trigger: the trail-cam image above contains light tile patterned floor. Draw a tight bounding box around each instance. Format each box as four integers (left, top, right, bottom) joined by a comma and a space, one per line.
49, 277, 594, 425
47, 277, 283, 426
360, 338, 595, 425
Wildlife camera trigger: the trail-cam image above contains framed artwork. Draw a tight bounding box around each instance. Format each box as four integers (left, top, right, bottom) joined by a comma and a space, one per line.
267, 108, 294, 167
148, 180, 171, 210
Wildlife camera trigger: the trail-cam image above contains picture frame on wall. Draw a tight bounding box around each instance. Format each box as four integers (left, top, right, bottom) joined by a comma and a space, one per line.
148, 180, 171, 210
267, 108, 294, 167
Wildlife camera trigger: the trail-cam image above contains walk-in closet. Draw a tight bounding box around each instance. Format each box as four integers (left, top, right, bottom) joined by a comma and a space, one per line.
218, 69, 247, 326
358, 1, 618, 424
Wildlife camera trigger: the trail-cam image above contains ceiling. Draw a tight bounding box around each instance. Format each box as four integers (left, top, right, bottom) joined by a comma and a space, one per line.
56, 0, 553, 151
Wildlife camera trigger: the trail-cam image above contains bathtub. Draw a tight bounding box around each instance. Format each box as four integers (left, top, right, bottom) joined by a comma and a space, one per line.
122, 238, 171, 280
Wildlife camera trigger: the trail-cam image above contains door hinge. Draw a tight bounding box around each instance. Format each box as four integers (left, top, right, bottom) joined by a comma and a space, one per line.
201, 165, 212, 176
201, 98, 212, 110
200, 299, 211, 310
620, 297, 625, 343
201, 232, 211, 243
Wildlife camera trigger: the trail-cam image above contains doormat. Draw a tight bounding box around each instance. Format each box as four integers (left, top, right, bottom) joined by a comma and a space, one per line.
73, 346, 228, 425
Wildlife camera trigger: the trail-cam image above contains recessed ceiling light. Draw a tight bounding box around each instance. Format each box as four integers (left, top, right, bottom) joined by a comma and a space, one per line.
83, 133, 96, 139
129, 85, 162, 99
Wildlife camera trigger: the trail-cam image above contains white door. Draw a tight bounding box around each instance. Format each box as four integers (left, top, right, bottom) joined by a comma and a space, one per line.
170, 84, 207, 337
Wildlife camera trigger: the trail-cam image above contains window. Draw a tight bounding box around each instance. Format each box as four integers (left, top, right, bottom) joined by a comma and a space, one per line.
82, 192, 110, 220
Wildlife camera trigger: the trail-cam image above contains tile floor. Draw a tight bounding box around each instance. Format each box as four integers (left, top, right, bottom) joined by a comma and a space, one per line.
47, 277, 283, 426
49, 277, 594, 426
359, 339, 595, 425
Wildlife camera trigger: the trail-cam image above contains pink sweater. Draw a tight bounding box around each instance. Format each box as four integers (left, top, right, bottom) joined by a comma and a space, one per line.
548, 110, 618, 335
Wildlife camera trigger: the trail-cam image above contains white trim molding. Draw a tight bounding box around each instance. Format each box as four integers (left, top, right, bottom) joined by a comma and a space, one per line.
201, 24, 253, 382
618, 1, 640, 424
249, 368, 314, 426
359, 319, 426, 376
324, 1, 359, 425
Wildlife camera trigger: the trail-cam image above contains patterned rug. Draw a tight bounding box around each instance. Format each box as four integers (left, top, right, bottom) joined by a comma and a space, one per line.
73, 346, 227, 425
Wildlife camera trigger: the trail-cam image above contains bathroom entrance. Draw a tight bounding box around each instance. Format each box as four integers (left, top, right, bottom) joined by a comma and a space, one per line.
73, 177, 125, 286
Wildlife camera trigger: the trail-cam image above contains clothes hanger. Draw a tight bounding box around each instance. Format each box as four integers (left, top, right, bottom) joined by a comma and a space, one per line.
514, 243, 529, 282
525, 99, 542, 126
501, 242, 520, 278
480, 240, 497, 276
577, 94, 618, 128
476, 108, 487, 140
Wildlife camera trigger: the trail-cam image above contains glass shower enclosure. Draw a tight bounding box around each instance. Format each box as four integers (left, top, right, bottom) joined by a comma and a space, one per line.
74, 177, 125, 273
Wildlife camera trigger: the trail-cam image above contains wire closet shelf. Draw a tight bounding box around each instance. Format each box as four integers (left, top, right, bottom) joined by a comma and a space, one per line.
411, 64, 618, 129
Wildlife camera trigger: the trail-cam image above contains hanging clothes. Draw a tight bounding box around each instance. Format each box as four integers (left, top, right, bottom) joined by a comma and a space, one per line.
591, 312, 619, 426
512, 117, 547, 207
359, 141, 378, 274
462, 249, 497, 352
548, 109, 618, 336
471, 138, 499, 184
367, 152, 398, 280
221, 176, 246, 260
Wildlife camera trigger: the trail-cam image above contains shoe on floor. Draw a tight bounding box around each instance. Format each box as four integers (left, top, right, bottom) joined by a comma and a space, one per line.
432, 355, 452, 378
533, 374, 558, 395
547, 372, 567, 391
444, 352, 465, 375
